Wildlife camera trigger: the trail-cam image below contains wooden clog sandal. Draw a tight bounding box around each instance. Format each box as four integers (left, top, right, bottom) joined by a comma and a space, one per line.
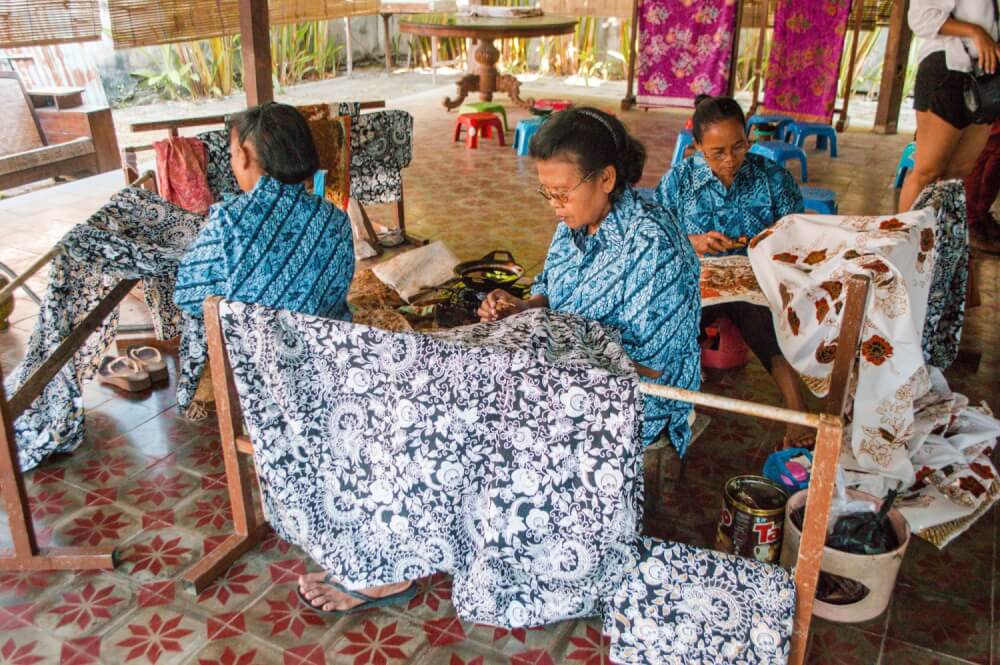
127, 345, 168, 383
98, 356, 151, 392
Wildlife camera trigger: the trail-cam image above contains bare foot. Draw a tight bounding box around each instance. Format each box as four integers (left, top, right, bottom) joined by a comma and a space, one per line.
297, 572, 412, 613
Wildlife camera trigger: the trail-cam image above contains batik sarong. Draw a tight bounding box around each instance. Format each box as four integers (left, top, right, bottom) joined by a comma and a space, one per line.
6, 188, 206, 470
761, 0, 854, 123
636, 0, 739, 107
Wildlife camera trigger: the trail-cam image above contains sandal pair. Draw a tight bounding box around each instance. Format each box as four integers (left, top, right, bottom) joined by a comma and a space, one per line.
97, 346, 167, 392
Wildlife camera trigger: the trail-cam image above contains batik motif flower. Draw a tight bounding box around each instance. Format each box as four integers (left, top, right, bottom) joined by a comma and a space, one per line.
861, 335, 893, 366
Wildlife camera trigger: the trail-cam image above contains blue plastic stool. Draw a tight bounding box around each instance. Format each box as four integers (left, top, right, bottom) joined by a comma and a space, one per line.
894, 142, 916, 188
799, 185, 838, 214
750, 141, 808, 182
671, 129, 695, 167
514, 117, 545, 156
746, 114, 794, 141
787, 122, 839, 157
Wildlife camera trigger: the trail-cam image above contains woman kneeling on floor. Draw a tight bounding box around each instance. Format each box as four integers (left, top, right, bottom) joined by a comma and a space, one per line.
297, 107, 702, 614
655, 96, 811, 449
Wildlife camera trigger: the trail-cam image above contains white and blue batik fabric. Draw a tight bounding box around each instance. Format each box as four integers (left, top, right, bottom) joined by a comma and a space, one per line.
655, 153, 804, 255
174, 175, 354, 322
530, 186, 701, 453
216, 300, 797, 663
219, 303, 644, 627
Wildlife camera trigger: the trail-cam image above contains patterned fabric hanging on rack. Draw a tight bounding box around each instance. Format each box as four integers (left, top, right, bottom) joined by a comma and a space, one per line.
636, 0, 739, 108
761, 0, 854, 123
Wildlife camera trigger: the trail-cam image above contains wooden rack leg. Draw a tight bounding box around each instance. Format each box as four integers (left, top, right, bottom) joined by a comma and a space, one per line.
787, 415, 843, 665
182, 298, 267, 593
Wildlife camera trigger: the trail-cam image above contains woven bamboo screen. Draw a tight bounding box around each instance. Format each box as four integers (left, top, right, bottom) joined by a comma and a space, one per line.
539, 0, 631, 18
0, 0, 102, 48
109, 0, 378, 49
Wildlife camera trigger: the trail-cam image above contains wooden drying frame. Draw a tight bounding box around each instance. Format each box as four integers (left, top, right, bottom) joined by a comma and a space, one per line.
119, 100, 427, 256
183, 275, 870, 665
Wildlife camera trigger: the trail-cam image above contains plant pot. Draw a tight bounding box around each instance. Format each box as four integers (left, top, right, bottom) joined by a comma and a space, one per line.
780, 488, 909, 623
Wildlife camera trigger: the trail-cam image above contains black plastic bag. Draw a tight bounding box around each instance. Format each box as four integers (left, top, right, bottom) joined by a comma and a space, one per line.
825, 489, 900, 555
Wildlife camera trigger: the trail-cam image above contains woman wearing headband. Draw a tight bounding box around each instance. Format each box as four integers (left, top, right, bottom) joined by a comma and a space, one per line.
478, 107, 701, 454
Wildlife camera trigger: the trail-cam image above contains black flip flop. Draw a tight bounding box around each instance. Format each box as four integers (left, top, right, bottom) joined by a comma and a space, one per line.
296, 575, 418, 616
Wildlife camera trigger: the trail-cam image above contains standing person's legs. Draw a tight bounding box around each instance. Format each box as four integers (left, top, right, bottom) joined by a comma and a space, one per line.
899, 111, 964, 211
964, 124, 1000, 251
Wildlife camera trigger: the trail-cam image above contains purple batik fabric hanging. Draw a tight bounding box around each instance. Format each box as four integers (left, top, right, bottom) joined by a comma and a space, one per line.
636, 0, 738, 108
761, 0, 854, 122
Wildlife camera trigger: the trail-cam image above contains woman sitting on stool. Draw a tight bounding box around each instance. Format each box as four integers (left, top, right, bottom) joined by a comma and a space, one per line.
655, 96, 811, 448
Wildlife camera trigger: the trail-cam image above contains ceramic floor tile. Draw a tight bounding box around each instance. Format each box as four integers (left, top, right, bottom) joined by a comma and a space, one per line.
102, 606, 207, 665
886, 586, 991, 664
32, 571, 136, 640
879, 638, 980, 665
805, 620, 884, 665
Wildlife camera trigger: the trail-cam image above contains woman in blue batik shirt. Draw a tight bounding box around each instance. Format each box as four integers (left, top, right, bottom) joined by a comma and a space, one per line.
175, 102, 354, 321
655, 96, 810, 447
478, 107, 702, 454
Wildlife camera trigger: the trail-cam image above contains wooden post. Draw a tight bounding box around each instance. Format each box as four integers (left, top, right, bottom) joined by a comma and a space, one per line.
726, 0, 746, 97
238, 0, 273, 106
749, 0, 769, 115
345, 18, 354, 78
836, 0, 865, 132
382, 13, 394, 75
874, 0, 913, 134
621, 0, 640, 110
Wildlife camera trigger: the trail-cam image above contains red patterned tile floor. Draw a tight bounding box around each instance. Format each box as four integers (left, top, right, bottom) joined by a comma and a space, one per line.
0, 90, 998, 664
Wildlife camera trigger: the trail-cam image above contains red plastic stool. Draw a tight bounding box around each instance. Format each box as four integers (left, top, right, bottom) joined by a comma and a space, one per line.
534, 99, 573, 112
701, 316, 750, 370
453, 112, 505, 149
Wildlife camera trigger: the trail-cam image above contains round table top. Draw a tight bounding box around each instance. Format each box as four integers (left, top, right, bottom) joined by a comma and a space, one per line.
398, 12, 578, 39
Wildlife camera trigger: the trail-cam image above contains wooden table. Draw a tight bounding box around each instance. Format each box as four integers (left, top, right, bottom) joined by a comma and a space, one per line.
398, 13, 578, 110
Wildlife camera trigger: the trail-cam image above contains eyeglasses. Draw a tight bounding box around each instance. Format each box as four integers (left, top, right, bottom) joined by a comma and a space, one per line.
536, 171, 597, 205
703, 140, 750, 164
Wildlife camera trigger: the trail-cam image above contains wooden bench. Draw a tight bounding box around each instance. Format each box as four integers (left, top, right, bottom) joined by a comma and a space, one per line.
0, 72, 119, 190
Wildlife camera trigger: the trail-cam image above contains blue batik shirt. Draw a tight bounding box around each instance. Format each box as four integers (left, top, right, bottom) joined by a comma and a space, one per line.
531, 186, 702, 453
175, 175, 354, 320
655, 153, 804, 255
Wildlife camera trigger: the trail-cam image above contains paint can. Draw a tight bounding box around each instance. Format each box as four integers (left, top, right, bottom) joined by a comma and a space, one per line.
715, 475, 789, 564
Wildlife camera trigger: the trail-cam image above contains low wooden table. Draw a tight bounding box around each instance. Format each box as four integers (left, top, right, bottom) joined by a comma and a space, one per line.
398, 13, 578, 110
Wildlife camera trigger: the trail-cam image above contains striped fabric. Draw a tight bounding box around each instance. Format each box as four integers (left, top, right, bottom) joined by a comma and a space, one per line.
175, 175, 354, 321
530, 186, 702, 452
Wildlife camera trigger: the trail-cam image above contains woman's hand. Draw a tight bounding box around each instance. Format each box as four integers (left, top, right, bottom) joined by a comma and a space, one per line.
688, 232, 741, 256
478, 290, 527, 322
973, 25, 1000, 74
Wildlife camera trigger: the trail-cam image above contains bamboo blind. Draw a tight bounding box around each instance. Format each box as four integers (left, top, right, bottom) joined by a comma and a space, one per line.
539, 0, 631, 18
109, 0, 378, 49
0, 0, 102, 49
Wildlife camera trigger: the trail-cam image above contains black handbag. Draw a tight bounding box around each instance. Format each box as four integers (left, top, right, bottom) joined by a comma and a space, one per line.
963, 0, 1000, 122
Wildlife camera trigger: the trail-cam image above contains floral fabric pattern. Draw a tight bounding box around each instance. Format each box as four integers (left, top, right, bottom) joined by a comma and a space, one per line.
531, 187, 701, 453
218, 303, 643, 627
349, 110, 413, 204
6, 188, 205, 470
656, 153, 805, 254
636, 0, 739, 107
914, 180, 968, 369
604, 537, 795, 664
700, 256, 770, 307
761, 0, 854, 122
749, 207, 1000, 545
196, 130, 240, 202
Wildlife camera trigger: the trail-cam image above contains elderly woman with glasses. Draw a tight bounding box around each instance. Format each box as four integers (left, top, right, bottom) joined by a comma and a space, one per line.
654, 96, 810, 448
477, 107, 701, 455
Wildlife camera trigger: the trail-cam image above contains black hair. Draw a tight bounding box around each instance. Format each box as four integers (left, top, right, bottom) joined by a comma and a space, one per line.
691, 96, 747, 143
528, 106, 646, 201
226, 102, 319, 184
693, 94, 711, 107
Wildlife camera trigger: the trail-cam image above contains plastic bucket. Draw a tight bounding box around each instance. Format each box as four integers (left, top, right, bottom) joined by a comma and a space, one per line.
780, 488, 910, 623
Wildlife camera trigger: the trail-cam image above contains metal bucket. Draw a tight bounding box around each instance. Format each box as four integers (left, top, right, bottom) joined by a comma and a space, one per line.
715, 475, 789, 564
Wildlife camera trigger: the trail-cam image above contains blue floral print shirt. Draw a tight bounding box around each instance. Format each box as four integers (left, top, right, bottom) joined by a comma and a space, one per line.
655, 153, 804, 255
175, 175, 354, 321
531, 186, 702, 453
